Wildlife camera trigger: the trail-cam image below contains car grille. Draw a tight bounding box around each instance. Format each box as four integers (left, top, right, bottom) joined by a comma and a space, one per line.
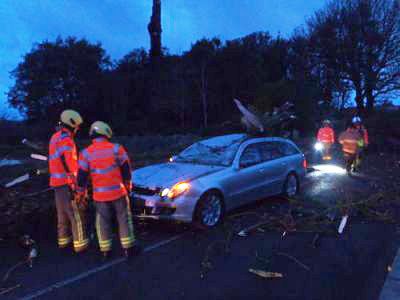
135, 206, 155, 215
132, 205, 176, 216
133, 186, 160, 196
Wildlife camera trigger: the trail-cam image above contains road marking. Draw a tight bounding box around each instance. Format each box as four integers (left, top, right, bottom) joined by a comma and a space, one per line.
19, 233, 186, 300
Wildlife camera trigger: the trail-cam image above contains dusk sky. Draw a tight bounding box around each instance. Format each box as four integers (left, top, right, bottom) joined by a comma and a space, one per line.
0, 0, 327, 119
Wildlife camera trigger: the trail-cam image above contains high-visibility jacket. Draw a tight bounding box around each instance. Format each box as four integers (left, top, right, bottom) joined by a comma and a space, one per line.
78, 138, 131, 202
338, 129, 363, 155
357, 125, 369, 146
49, 128, 78, 187
317, 127, 335, 144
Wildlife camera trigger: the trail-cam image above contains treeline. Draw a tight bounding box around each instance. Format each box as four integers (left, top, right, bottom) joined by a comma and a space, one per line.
7, 0, 399, 135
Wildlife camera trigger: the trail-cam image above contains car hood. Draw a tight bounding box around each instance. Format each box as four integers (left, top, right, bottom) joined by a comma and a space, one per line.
133, 162, 225, 189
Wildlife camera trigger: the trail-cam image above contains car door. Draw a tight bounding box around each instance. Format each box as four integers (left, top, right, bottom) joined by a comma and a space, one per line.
258, 142, 288, 195
275, 140, 305, 179
226, 143, 265, 206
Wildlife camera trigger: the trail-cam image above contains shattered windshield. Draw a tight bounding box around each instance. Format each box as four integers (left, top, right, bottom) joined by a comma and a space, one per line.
175, 134, 247, 166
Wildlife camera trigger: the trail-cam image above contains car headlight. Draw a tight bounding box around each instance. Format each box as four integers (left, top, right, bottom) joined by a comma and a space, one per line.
314, 142, 323, 151
161, 182, 190, 199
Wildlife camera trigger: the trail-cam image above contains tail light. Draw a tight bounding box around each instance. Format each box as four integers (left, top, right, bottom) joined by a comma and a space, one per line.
303, 158, 307, 169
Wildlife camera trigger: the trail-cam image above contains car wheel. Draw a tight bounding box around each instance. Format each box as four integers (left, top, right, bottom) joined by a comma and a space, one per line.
194, 191, 224, 229
283, 173, 299, 198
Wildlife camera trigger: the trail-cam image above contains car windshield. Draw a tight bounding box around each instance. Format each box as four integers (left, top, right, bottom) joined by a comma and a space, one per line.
175, 134, 247, 166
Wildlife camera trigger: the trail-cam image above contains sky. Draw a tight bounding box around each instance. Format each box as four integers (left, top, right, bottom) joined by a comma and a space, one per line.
0, 0, 328, 119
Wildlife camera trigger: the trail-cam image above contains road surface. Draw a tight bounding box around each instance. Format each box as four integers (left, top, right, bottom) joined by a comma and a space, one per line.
0, 160, 398, 300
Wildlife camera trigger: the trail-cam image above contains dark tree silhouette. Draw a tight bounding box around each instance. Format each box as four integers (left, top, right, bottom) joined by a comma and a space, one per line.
148, 0, 162, 60
8, 37, 110, 123
7, 1, 398, 134
307, 0, 400, 115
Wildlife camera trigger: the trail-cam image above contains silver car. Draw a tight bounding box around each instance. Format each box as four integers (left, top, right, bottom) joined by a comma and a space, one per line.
132, 134, 307, 228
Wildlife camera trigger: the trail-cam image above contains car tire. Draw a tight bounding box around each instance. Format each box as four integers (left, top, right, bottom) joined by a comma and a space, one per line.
193, 191, 225, 230
282, 172, 299, 198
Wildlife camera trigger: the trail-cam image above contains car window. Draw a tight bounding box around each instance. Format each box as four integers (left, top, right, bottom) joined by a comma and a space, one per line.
176, 135, 245, 166
259, 142, 283, 161
276, 141, 299, 156
239, 144, 263, 168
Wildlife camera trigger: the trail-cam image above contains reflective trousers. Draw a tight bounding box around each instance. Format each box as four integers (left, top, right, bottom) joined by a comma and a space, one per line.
95, 196, 135, 253
54, 185, 89, 252
343, 152, 357, 172
322, 142, 333, 160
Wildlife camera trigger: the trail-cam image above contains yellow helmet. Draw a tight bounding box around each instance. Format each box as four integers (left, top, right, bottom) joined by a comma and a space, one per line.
89, 121, 113, 138
60, 110, 83, 128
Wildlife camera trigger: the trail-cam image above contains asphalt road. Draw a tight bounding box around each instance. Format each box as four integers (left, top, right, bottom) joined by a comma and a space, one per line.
0, 158, 399, 300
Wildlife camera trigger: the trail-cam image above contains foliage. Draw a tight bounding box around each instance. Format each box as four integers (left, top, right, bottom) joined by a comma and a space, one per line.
6, 0, 399, 134
307, 0, 400, 115
8, 37, 110, 124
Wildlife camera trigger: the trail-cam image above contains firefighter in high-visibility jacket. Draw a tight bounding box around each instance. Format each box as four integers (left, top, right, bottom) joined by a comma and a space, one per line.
352, 116, 369, 169
317, 120, 335, 160
49, 110, 89, 252
338, 123, 363, 173
76, 121, 140, 258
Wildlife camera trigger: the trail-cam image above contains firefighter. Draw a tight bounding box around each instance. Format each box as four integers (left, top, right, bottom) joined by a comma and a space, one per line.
76, 121, 140, 259
352, 116, 369, 170
317, 120, 335, 160
338, 122, 363, 174
49, 109, 88, 253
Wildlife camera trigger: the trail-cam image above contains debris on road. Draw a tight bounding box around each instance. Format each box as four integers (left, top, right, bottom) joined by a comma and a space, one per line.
30, 153, 48, 161
311, 233, 321, 248
0, 284, 21, 296
3, 168, 47, 189
237, 231, 248, 237
338, 215, 349, 234
21, 138, 44, 152
0, 235, 38, 295
249, 268, 283, 279
276, 252, 310, 271
0, 160, 22, 168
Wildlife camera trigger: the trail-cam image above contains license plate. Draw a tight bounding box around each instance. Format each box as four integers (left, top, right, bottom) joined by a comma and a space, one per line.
145, 199, 156, 207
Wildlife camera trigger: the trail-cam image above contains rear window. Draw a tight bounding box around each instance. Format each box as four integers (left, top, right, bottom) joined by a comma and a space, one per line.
276, 141, 300, 156
259, 142, 282, 161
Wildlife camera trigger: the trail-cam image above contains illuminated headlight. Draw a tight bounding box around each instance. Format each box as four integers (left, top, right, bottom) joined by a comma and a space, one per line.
161, 188, 170, 197
160, 182, 190, 199
313, 164, 346, 175
314, 142, 324, 151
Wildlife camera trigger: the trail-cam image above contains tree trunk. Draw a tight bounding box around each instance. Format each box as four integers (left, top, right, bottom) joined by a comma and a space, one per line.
148, 0, 162, 60
365, 86, 374, 115
354, 87, 365, 116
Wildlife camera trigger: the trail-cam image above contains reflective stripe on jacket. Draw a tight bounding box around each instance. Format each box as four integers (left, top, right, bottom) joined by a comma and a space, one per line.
317, 127, 335, 144
49, 128, 78, 187
338, 129, 363, 155
357, 125, 369, 146
78, 138, 131, 202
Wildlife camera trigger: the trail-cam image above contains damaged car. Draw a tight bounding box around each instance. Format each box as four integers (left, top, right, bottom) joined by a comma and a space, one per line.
132, 134, 307, 228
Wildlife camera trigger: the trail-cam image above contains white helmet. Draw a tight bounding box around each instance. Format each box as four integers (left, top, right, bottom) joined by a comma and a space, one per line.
352, 116, 361, 124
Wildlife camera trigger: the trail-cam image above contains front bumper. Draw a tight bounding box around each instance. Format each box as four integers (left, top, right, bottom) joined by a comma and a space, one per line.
131, 194, 194, 223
